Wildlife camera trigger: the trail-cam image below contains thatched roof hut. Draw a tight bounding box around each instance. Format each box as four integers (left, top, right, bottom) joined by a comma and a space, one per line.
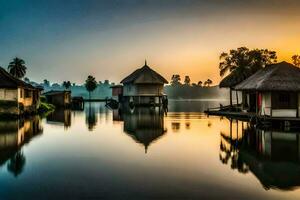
121, 62, 168, 85
0, 67, 36, 89
235, 62, 300, 91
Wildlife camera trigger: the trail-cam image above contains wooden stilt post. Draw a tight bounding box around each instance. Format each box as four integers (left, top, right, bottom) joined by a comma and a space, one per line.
236, 90, 239, 106
230, 88, 233, 108
256, 92, 259, 124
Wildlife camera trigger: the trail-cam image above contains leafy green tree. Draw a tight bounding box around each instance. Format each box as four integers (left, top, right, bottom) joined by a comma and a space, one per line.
7, 57, 27, 79
85, 75, 97, 100
63, 81, 71, 90
184, 76, 191, 85
292, 55, 300, 67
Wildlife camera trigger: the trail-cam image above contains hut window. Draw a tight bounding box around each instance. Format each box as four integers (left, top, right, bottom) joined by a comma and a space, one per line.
20, 89, 23, 98
279, 94, 290, 104
272, 92, 297, 109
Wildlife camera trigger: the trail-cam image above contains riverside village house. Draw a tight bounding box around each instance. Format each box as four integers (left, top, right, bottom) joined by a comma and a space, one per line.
234, 61, 300, 119
43, 90, 71, 107
120, 61, 168, 106
0, 67, 41, 115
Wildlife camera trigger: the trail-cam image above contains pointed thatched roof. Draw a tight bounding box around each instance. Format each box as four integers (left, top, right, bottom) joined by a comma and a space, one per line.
0, 67, 36, 89
121, 62, 168, 85
235, 61, 300, 91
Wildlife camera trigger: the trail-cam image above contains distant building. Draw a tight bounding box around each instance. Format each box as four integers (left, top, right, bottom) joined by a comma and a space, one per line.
43, 90, 71, 107
110, 84, 123, 101
0, 67, 42, 115
235, 61, 300, 118
120, 61, 168, 106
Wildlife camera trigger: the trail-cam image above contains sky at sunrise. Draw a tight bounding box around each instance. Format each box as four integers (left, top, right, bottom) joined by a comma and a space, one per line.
1, 0, 300, 84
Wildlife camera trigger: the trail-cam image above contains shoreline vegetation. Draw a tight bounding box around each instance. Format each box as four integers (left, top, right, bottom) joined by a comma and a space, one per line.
0, 101, 55, 119
2, 46, 300, 118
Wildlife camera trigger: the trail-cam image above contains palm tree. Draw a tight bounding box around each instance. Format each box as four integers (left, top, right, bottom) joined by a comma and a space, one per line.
7, 57, 27, 79
85, 75, 97, 100
63, 81, 71, 90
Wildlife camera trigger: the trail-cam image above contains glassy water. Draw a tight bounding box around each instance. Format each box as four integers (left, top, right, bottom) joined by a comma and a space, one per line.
0, 101, 300, 199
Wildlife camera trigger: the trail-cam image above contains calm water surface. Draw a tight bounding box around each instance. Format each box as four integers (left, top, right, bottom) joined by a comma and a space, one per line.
0, 101, 300, 199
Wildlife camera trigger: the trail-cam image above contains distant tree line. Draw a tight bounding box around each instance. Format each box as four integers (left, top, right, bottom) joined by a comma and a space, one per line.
170, 74, 213, 87
164, 74, 228, 99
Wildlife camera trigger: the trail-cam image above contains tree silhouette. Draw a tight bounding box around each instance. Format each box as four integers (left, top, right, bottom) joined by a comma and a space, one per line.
171, 74, 181, 85
292, 55, 300, 67
43, 79, 50, 87
85, 75, 97, 100
184, 76, 191, 85
7, 57, 27, 79
204, 79, 213, 87
219, 47, 277, 84
24, 77, 30, 83
63, 81, 71, 90
219, 47, 277, 106
197, 81, 203, 87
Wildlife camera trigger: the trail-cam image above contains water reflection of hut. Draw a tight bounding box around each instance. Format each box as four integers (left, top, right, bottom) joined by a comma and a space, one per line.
0, 117, 43, 176
71, 96, 84, 110
123, 107, 166, 153
112, 109, 123, 121
46, 109, 71, 128
220, 121, 300, 190
240, 129, 300, 190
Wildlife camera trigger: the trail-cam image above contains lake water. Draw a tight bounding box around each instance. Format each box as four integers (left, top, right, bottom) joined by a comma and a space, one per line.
0, 100, 300, 199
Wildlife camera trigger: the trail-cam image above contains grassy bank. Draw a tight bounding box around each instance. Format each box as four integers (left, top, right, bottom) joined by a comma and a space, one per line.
38, 102, 55, 116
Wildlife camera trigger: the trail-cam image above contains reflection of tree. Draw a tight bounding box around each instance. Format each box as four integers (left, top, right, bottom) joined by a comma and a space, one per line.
219, 132, 249, 174
171, 122, 180, 132
7, 151, 26, 177
86, 103, 97, 131
185, 122, 190, 129
207, 121, 212, 127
